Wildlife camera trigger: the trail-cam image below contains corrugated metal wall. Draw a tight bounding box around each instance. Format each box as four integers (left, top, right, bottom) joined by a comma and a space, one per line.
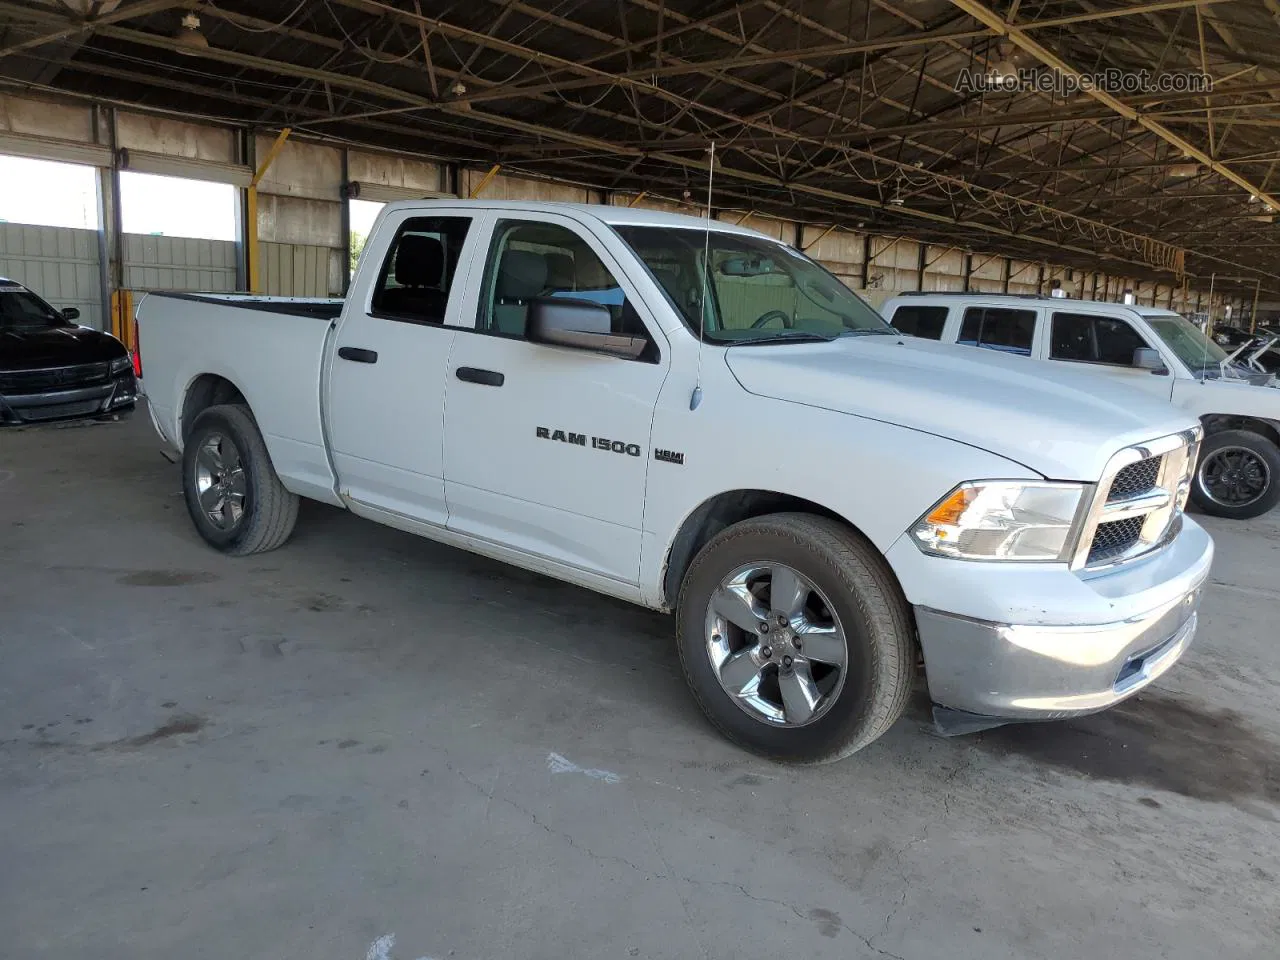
261, 241, 332, 297
0, 223, 103, 329
122, 234, 237, 291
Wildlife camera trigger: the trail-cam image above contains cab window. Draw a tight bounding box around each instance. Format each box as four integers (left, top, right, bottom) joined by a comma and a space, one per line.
1051, 312, 1149, 365
957, 307, 1036, 356
890, 304, 948, 340
370, 216, 472, 324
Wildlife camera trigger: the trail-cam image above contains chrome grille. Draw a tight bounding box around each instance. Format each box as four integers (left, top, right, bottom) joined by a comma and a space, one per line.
1088, 517, 1146, 564
1072, 429, 1200, 571
1108, 456, 1162, 501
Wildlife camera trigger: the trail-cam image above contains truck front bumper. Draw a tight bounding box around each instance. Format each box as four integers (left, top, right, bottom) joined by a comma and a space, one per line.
887, 516, 1213, 721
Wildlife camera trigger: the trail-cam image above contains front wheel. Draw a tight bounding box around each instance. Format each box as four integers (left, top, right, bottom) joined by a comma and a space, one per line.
182, 403, 299, 555
676, 513, 915, 764
1190, 429, 1280, 520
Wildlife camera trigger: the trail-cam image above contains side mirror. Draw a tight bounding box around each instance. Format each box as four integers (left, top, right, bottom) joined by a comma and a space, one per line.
527, 297, 646, 360
1133, 347, 1168, 374
61, 307, 80, 321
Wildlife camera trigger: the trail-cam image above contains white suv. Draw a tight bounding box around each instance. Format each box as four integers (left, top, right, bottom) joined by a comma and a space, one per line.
881, 292, 1280, 519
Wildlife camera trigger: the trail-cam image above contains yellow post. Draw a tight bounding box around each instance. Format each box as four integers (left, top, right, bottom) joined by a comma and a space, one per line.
246, 127, 292, 294
110, 290, 135, 349
626, 191, 647, 208
468, 163, 502, 199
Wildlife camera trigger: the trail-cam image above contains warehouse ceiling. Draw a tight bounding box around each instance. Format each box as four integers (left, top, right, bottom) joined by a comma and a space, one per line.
3, 0, 1280, 294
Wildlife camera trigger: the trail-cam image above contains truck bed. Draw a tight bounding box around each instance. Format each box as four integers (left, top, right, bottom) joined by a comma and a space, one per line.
136, 291, 344, 505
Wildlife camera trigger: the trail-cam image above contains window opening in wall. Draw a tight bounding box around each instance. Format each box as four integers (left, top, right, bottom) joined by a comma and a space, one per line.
349, 199, 385, 274
0, 155, 99, 229
120, 171, 235, 240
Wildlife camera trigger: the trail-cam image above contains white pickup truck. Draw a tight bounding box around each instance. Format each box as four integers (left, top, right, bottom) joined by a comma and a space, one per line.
137, 200, 1213, 762
883, 292, 1280, 519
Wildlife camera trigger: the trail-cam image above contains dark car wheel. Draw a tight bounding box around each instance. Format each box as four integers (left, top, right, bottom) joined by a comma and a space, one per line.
1190, 429, 1280, 520
182, 403, 299, 555
676, 513, 915, 764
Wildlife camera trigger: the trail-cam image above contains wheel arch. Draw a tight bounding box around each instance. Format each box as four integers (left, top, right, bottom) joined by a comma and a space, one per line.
181, 373, 249, 442
1200, 413, 1280, 449
660, 489, 873, 611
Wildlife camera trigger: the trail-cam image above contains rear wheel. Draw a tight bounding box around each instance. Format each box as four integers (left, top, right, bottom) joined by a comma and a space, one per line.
182, 403, 299, 555
676, 513, 914, 763
1190, 429, 1280, 520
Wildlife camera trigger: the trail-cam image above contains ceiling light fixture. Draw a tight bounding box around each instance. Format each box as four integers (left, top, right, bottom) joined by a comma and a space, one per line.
174, 13, 209, 54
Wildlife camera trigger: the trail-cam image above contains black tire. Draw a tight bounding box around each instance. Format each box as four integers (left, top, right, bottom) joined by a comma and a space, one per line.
675, 512, 914, 764
182, 403, 299, 555
1190, 429, 1280, 520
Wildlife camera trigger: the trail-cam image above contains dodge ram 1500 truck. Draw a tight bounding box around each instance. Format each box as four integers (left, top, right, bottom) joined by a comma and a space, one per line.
136, 200, 1213, 763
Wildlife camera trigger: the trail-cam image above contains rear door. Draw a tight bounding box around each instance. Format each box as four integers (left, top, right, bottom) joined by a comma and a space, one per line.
1041, 309, 1175, 400
441, 212, 669, 585
325, 208, 484, 524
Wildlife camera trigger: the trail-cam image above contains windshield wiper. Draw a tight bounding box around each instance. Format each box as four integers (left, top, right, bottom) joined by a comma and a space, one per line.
838, 328, 896, 337
729, 331, 838, 345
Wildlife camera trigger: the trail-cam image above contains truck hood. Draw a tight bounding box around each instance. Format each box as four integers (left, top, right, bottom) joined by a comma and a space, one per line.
1171, 373, 1280, 421
724, 335, 1196, 481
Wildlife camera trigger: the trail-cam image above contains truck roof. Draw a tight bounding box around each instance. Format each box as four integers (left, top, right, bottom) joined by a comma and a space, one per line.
887, 291, 1182, 317
381, 198, 773, 239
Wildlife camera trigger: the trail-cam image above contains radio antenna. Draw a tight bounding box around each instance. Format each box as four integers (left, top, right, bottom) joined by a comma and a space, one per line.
1205, 271, 1216, 380
691, 140, 715, 411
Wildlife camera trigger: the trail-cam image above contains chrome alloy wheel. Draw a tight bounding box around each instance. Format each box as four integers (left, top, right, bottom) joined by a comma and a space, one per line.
1197, 445, 1271, 509
193, 432, 247, 530
703, 562, 849, 727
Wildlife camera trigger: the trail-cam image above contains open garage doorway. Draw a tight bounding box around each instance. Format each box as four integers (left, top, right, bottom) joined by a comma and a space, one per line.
119, 172, 238, 292
0, 154, 104, 329
349, 198, 384, 276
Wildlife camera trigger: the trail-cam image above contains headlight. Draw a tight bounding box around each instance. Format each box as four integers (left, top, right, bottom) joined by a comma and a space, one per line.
110, 355, 132, 375
912, 481, 1087, 562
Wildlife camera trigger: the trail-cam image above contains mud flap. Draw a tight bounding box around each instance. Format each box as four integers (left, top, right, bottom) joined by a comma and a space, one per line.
931, 705, 1017, 737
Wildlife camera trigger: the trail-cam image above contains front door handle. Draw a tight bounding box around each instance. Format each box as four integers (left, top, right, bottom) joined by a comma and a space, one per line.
338, 346, 378, 364
455, 366, 504, 387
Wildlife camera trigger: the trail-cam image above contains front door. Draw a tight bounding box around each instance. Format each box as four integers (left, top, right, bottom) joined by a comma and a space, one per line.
442, 213, 668, 585
1042, 310, 1175, 400
325, 210, 484, 524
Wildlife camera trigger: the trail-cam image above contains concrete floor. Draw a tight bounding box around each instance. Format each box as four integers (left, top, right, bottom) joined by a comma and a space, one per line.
1, 413, 1278, 960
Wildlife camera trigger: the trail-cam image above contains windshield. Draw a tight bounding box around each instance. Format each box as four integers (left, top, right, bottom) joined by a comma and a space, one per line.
0, 288, 70, 330
1146, 313, 1234, 376
612, 225, 891, 343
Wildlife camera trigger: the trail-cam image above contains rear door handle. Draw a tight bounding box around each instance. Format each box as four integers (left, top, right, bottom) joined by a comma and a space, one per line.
455, 366, 504, 387
338, 346, 378, 364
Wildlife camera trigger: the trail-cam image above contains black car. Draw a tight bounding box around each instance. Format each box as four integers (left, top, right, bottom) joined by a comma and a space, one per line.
0, 278, 138, 425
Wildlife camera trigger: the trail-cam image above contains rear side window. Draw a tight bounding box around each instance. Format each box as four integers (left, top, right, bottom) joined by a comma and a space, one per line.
890, 305, 948, 340
1051, 312, 1148, 365
958, 307, 1035, 356
370, 216, 472, 324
